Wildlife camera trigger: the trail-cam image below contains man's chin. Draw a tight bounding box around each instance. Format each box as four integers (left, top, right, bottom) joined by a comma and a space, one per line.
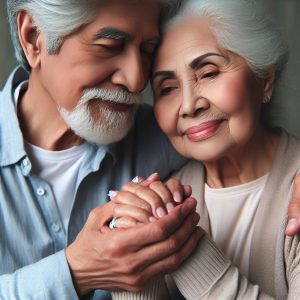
74, 121, 134, 145
59, 104, 136, 145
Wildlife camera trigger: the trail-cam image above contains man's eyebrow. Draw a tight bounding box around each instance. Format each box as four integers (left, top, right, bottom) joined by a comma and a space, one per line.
152, 71, 175, 82
189, 53, 226, 69
94, 27, 131, 41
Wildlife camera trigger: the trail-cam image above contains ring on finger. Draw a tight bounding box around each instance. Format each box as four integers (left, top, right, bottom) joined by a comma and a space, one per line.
108, 217, 118, 229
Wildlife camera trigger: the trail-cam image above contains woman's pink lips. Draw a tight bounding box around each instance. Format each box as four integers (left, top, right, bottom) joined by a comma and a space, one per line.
185, 119, 224, 141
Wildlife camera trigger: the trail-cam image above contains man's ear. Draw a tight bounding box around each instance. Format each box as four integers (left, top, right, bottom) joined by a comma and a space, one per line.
262, 69, 275, 103
17, 10, 43, 69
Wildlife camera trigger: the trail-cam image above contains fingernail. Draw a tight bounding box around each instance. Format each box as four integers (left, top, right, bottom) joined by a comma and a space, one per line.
107, 190, 117, 198
166, 202, 175, 213
148, 172, 159, 181
156, 207, 167, 218
132, 176, 139, 183
149, 216, 156, 223
173, 191, 182, 203
286, 218, 298, 232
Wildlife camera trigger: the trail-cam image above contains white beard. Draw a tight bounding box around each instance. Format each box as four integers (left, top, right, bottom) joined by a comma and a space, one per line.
58, 88, 142, 145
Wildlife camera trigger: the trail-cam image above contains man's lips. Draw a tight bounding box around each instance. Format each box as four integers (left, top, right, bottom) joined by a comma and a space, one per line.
185, 119, 225, 141
99, 100, 135, 112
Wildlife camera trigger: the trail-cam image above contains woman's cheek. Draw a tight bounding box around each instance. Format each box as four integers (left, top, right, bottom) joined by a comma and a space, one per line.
154, 101, 177, 135
215, 78, 248, 114
228, 111, 255, 146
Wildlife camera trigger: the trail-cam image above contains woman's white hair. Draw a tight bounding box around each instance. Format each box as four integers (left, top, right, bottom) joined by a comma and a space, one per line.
163, 0, 288, 80
7, 0, 182, 71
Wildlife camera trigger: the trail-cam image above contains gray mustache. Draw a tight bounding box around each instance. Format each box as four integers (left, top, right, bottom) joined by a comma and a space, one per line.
79, 88, 142, 105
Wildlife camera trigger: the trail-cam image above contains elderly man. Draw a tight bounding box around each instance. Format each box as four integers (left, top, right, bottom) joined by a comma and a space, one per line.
0, 0, 202, 299
0, 0, 300, 299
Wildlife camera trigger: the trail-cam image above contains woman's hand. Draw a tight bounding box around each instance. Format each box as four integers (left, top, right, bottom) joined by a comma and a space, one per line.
286, 174, 300, 236
107, 173, 193, 229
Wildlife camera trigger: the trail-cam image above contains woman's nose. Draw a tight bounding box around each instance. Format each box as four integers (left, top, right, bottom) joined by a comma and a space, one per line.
180, 84, 209, 118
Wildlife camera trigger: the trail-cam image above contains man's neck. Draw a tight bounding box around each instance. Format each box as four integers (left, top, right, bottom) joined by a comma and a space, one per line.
18, 73, 84, 151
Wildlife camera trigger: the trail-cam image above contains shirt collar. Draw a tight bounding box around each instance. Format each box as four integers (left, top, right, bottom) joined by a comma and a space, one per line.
0, 67, 29, 167
0, 66, 118, 168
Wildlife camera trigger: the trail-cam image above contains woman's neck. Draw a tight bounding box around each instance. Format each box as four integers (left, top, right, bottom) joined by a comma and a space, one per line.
204, 128, 280, 188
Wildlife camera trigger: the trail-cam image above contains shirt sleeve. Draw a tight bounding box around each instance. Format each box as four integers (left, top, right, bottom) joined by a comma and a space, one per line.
110, 236, 273, 300
0, 250, 79, 300
284, 234, 300, 300
171, 236, 273, 299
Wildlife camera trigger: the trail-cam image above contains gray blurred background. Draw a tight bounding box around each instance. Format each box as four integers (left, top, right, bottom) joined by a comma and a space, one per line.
1, 0, 299, 137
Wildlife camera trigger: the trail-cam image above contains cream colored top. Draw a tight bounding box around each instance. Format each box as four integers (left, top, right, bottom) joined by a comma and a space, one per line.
112, 131, 300, 300
205, 174, 269, 276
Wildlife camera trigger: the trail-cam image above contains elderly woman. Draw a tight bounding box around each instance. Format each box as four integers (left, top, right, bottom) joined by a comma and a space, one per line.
110, 0, 300, 299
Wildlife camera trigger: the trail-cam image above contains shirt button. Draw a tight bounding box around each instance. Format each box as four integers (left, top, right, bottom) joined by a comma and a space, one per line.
37, 187, 45, 196
22, 158, 29, 166
51, 224, 61, 232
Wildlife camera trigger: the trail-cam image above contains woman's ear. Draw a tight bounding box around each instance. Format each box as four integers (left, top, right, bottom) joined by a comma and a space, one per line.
17, 10, 43, 69
262, 69, 275, 104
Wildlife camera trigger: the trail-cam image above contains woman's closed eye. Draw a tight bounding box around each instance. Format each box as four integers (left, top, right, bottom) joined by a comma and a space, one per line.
153, 77, 178, 97
159, 86, 177, 96
201, 70, 219, 79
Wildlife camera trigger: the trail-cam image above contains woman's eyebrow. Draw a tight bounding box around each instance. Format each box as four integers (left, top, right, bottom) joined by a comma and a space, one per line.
189, 53, 226, 69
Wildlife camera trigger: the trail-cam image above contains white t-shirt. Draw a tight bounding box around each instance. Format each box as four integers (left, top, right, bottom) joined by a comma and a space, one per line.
14, 80, 92, 232
204, 173, 269, 276
25, 142, 91, 231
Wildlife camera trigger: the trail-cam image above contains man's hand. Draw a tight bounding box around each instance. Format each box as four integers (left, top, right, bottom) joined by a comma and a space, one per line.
66, 198, 202, 296
286, 174, 300, 236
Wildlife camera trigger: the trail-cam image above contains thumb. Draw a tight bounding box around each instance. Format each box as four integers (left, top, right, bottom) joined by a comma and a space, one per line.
286, 174, 300, 236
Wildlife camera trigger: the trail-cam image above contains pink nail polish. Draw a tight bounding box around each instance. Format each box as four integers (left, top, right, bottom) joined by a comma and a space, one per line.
156, 207, 167, 218
286, 218, 298, 232
173, 191, 182, 203
149, 216, 156, 223
166, 202, 175, 213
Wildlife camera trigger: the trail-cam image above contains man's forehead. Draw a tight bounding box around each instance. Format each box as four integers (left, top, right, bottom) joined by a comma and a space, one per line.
88, 1, 161, 39
93, 27, 160, 45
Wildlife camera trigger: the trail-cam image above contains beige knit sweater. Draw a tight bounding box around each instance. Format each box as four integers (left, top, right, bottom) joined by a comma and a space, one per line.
112, 131, 300, 300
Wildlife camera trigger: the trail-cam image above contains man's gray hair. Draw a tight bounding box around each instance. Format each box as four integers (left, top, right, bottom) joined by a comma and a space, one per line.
6, 0, 182, 71
163, 0, 288, 80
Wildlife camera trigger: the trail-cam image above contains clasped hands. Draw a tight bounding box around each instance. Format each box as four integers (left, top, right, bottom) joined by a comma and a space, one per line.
106, 173, 195, 230
66, 173, 203, 297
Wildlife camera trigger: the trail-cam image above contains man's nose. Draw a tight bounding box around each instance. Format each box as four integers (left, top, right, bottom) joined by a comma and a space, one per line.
180, 83, 209, 117
111, 49, 148, 93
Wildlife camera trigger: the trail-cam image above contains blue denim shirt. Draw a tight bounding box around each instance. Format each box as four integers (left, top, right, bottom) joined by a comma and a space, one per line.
0, 67, 187, 300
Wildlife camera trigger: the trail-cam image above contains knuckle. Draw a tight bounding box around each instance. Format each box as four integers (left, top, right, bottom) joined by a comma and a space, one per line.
169, 178, 181, 188
106, 238, 120, 256
167, 178, 178, 185
142, 192, 161, 207
122, 182, 134, 191
142, 202, 152, 212
126, 260, 140, 275
167, 237, 179, 252
153, 223, 168, 240
170, 253, 182, 269
149, 181, 162, 189
129, 274, 144, 287
88, 208, 99, 223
